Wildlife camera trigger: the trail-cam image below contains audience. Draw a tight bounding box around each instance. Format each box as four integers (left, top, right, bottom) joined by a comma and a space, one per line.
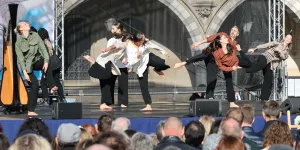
216, 135, 246, 150
156, 120, 165, 142
125, 129, 137, 138
226, 107, 244, 124
79, 128, 93, 141
94, 131, 133, 150
82, 124, 97, 138
0, 133, 9, 150
202, 133, 222, 150
154, 117, 197, 150
262, 120, 293, 149
241, 104, 264, 148
111, 117, 131, 132
219, 117, 259, 150
17, 117, 52, 142
75, 139, 94, 150
9, 134, 51, 150
96, 115, 113, 134
56, 123, 82, 150
86, 144, 112, 150
131, 132, 153, 150
259, 100, 281, 136
209, 119, 222, 134
184, 120, 205, 149
199, 115, 214, 141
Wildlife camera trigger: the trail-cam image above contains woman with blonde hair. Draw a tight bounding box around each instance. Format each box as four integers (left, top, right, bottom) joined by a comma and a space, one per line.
199, 115, 215, 140
9, 134, 52, 150
14, 21, 49, 116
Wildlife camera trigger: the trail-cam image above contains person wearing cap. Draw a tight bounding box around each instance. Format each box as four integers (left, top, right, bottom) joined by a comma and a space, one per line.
55, 123, 82, 150
14, 20, 49, 116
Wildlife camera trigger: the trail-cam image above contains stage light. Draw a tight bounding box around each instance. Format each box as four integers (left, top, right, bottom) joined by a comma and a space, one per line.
104, 18, 117, 31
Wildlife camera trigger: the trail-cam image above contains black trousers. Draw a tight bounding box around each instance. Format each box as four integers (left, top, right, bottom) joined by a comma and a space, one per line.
238, 51, 252, 68
40, 68, 64, 99
100, 74, 116, 105
138, 53, 170, 104
111, 68, 128, 105
204, 55, 235, 102
27, 59, 44, 111
246, 55, 273, 100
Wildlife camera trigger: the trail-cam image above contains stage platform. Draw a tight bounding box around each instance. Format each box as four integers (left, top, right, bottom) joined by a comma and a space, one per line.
0, 95, 296, 143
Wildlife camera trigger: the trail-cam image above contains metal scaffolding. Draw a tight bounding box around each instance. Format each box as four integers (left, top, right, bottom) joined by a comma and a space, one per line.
54, 0, 65, 85
269, 0, 286, 101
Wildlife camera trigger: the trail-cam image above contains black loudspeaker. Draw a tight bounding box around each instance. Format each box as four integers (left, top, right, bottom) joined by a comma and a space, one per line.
189, 99, 222, 116
280, 98, 300, 114
52, 103, 82, 119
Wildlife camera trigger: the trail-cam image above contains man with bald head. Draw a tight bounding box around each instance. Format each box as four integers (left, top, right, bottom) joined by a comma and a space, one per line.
154, 117, 197, 150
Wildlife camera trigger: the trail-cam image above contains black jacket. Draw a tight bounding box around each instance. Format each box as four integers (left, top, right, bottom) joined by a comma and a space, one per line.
154, 136, 197, 150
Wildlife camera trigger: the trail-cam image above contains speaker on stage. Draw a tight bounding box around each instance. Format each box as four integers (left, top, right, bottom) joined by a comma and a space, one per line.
189, 99, 222, 117
52, 103, 82, 119
280, 98, 300, 115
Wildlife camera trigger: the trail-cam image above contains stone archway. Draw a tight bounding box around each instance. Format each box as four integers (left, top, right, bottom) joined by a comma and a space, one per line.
64, 0, 205, 46
207, 0, 300, 34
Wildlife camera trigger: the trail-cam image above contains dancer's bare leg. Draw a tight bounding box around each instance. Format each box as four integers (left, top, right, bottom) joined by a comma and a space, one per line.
141, 104, 152, 111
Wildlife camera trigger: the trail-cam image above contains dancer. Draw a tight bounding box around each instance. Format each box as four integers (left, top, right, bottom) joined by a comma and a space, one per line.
104, 23, 128, 108
174, 26, 250, 107
14, 21, 49, 116
84, 40, 128, 110
126, 33, 170, 110
246, 34, 292, 101
37, 28, 65, 105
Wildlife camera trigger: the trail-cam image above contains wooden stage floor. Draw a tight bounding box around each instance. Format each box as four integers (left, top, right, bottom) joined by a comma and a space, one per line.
0, 94, 265, 120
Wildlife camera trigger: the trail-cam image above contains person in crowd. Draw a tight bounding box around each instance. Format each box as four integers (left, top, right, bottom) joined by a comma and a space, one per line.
262, 120, 293, 149
226, 107, 244, 124
86, 144, 112, 150
154, 117, 197, 150
75, 139, 94, 150
17, 117, 52, 142
0, 133, 9, 150
14, 20, 49, 116
199, 115, 215, 141
9, 134, 52, 150
125, 129, 137, 138
184, 120, 205, 150
258, 100, 281, 136
202, 133, 222, 150
79, 128, 93, 141
215, 135, 246, 150
55, 123, 82, 150
219, 117, 259, 150
94, 131, 133, 150
111, 117, 131, 132
131, 132, 153, 150
95, 115, 113, 135
156, 120, 166, 142
126, 32, 169, 110
82, 124, 97, 138
246, 33, 292, 101
240, 104, 263, 148
37, 28, 65, 105
209, 119, 222, 134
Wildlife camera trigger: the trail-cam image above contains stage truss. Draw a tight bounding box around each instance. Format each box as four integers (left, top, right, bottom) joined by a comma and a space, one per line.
54, 0, 288, 101
269, 0, 286, 101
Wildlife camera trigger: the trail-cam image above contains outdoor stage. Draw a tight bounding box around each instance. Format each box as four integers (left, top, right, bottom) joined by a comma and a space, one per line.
0, 95, 297, 143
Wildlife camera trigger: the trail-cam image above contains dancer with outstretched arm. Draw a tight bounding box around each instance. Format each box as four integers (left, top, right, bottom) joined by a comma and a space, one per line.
126, 33, 170, 111
246, 33, 292, 101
